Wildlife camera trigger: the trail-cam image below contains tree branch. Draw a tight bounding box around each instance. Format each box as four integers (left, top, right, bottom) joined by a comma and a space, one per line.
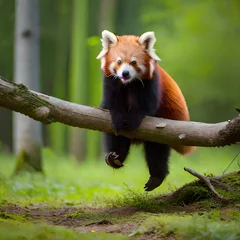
184, 167, 230, 203
0, 76, 240, 147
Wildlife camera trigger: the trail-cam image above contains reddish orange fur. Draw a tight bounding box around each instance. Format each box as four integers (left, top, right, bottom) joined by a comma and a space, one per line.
157, 65, 196, 155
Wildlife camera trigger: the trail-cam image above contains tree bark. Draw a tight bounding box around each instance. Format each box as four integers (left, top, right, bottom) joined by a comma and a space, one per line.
13, 0, 42, 172
49, 0, 71, 154
68, 0, 88, 160
1, 76, 240, 148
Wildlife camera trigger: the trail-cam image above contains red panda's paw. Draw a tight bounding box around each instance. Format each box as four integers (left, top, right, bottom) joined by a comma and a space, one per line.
111, 111, 144, 131
105, 152, 123, 169
111, 112, 125, 132
144, 177, 164, 191
124, 112, 144, 130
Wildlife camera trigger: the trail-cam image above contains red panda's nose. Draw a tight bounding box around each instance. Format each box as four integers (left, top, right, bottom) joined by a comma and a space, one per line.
122, 70, 130, 79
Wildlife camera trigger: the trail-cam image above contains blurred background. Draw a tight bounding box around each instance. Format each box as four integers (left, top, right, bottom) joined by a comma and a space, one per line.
0, 0, 239, 171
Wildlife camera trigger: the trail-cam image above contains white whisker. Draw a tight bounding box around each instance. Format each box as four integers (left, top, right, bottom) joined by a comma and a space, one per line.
106, 73, 118, 80
136, 77, 144, 88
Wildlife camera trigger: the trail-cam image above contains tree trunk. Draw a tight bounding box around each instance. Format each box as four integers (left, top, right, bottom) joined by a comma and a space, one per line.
13, 0, 42, 172
98, 0, 116, 33
86, 38, 102, 161
49, 0, 71, 154
115, 0, 142, 35
68, 0, 88, 161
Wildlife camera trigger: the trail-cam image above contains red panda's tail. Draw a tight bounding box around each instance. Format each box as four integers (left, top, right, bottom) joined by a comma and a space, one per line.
173, 145, 196, 156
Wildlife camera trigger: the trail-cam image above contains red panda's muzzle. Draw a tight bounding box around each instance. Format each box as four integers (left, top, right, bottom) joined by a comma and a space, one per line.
122, 70, 130, 80
122, 70, 130, 79
117, 63, 136, 83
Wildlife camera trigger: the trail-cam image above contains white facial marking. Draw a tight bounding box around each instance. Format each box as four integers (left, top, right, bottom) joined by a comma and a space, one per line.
117, 63, 137, 83
108, 62, 115, 74
100, 57, 106, 70
131, 56, 137, 62
149, 59, 155, 78
139, 65, 146, 74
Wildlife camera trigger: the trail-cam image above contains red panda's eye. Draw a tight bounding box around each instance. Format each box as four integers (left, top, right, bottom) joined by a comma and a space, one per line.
131, 60, 137, 65
117, 59, 121, 65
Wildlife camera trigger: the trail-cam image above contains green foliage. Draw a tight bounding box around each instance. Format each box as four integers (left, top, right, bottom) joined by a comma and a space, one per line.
141, 0, 240, 122
0, 0, 14, 80
0, 177, 6, 199
86, 37, 102, 161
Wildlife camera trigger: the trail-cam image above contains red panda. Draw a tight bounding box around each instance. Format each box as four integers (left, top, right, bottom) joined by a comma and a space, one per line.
97, 30, 195, 191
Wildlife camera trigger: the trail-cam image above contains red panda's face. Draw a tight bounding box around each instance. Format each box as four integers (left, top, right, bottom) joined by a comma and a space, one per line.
97, 31, 161, 84
105, 38, 151, 83
110, 56, 141, 83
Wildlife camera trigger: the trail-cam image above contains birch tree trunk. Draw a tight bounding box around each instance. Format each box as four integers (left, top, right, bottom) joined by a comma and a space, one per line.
13, 0, 42, 172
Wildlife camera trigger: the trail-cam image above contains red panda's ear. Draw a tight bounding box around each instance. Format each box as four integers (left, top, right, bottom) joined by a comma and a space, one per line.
138, 32, 161, 61
96, 30, 117, 59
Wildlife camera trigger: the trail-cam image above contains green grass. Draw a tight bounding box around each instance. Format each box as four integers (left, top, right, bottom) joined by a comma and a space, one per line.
130, 214, 240, 240
0, 146, 239, 206
0, 219, 127, 240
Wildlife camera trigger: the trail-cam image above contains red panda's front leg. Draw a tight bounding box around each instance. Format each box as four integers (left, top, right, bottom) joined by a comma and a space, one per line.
109, 110, 126, 132
103, 132, 131, 168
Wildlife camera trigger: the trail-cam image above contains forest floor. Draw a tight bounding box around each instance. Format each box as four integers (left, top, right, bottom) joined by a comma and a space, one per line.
0, 148, 240, 239
1, 169, 240, 240
0, 198, 239, 240
0, 172, 240, 240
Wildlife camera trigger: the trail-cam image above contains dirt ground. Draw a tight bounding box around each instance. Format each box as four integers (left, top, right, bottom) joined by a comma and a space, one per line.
1, 202, 239, 240
0, 204, 147, 238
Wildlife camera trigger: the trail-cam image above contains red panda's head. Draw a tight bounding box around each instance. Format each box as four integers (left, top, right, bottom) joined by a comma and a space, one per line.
97, 30, 161, 84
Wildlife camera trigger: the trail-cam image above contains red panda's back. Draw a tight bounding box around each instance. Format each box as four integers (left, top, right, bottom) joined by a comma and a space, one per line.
156, 64, 196, 155
157, 65, 189, 121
